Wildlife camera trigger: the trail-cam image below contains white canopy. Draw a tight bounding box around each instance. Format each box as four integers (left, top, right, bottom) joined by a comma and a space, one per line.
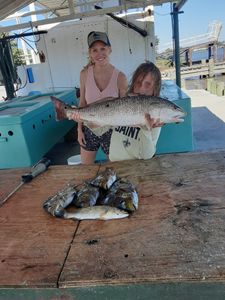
0, 0, 187, 32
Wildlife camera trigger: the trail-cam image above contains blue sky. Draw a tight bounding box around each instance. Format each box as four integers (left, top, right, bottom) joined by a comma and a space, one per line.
154, 0, 225, 52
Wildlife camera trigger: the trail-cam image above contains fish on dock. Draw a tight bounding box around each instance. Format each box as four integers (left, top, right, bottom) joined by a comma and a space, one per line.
73, 183, 99, 208
88, 168, 118, 190
43, 168, 138, 220
102, 179, 138, 212
51, 95, 186, 127
64, 205, 129, 220
43, 183, 77, 218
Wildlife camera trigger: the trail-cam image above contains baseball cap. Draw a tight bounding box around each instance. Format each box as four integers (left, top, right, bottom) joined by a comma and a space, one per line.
87, 31, 111, 48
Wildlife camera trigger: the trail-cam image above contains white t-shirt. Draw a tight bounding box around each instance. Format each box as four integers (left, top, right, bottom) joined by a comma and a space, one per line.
109, 126, 161, 161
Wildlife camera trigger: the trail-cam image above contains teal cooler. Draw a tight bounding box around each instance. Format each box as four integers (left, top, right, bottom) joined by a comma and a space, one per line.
156, 81, 193, 154
0, 90, 77, 169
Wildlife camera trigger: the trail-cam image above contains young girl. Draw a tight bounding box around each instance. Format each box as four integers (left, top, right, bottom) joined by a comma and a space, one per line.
109, 62, 164, 161
76, 31, 128, 164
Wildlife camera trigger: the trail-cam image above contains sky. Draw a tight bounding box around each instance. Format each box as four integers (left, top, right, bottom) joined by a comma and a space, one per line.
154, 0, 225, 52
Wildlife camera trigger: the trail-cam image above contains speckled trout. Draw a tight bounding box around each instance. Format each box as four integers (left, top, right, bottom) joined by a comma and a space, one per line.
64, 206, 129, 220
51, 95, 186, 126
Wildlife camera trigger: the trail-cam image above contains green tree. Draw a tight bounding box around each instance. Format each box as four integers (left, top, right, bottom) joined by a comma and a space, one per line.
0, 33, 25, 67
10, 40, 25, 66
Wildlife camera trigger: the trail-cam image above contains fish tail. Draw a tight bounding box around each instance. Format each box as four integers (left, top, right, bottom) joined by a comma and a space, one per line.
51, 96, 72, 121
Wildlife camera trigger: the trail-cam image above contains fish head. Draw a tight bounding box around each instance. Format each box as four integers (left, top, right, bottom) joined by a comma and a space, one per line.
43, 184, 77, 217
159, 100, 186, 124
104, 207, 129, 219
118, 193, 137, 212
43, 197, 65, 218
75, 184, 99, 208
89, 168, 117, 190
53, 207, 66, 218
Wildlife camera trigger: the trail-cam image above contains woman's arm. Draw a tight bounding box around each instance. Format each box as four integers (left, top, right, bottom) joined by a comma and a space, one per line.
76, 69, 88, 146
79, 68, 87, 108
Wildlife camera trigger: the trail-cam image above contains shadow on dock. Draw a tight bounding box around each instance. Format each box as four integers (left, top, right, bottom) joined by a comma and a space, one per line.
192, 107, 225, 151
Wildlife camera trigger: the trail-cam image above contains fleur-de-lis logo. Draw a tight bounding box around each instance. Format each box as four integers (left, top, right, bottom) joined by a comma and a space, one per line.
123, 139, 131, 148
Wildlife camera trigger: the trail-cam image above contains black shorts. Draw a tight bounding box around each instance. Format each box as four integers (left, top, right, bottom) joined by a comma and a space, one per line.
81, 126, 113, 155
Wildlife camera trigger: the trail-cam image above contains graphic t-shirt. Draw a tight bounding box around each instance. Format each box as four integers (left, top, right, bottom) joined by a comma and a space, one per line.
109, 126, 161, 161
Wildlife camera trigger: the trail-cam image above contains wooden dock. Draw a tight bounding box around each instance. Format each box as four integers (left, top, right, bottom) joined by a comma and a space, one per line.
1, 151, 225, 299
162, 61, 225, 80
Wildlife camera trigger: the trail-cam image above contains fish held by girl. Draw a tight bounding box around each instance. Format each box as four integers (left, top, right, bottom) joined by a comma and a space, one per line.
51, 95, 186, 127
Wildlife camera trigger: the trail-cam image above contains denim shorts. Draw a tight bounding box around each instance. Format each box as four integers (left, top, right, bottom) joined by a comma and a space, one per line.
81, 126, 113, 155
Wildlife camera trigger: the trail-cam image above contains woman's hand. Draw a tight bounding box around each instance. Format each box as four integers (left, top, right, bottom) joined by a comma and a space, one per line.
77, 126, 86, 147
144, 113, 164, 130
70, 110, 81, 122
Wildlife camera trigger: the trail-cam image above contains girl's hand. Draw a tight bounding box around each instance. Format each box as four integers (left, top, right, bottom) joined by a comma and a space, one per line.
77, 127, 86, 146
144, 113, 164, 130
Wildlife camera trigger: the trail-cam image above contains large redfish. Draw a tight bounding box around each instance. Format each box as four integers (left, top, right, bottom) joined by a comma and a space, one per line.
51, 95, 186, 126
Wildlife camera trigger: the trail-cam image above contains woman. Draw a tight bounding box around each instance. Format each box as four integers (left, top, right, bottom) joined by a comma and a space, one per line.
109, 62, 164, 161
77, 31, 128, 164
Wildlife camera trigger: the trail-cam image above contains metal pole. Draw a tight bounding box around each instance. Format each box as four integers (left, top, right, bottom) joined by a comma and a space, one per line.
0, 41, 15, 99
172, 3, 181, 87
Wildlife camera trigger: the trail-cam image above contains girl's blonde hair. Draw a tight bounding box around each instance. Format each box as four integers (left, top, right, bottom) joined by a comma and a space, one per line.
129, 62, 161, 96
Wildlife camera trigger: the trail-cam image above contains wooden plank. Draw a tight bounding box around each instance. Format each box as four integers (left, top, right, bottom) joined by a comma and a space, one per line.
59, 151, 225, 287
0, 164, 99, 288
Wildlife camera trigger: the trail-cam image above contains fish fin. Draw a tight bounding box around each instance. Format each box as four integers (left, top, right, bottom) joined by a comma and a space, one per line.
51, 96, 71, 121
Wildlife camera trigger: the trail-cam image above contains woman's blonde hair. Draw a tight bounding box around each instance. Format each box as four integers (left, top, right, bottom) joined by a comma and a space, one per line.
129, 62, 161, 96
